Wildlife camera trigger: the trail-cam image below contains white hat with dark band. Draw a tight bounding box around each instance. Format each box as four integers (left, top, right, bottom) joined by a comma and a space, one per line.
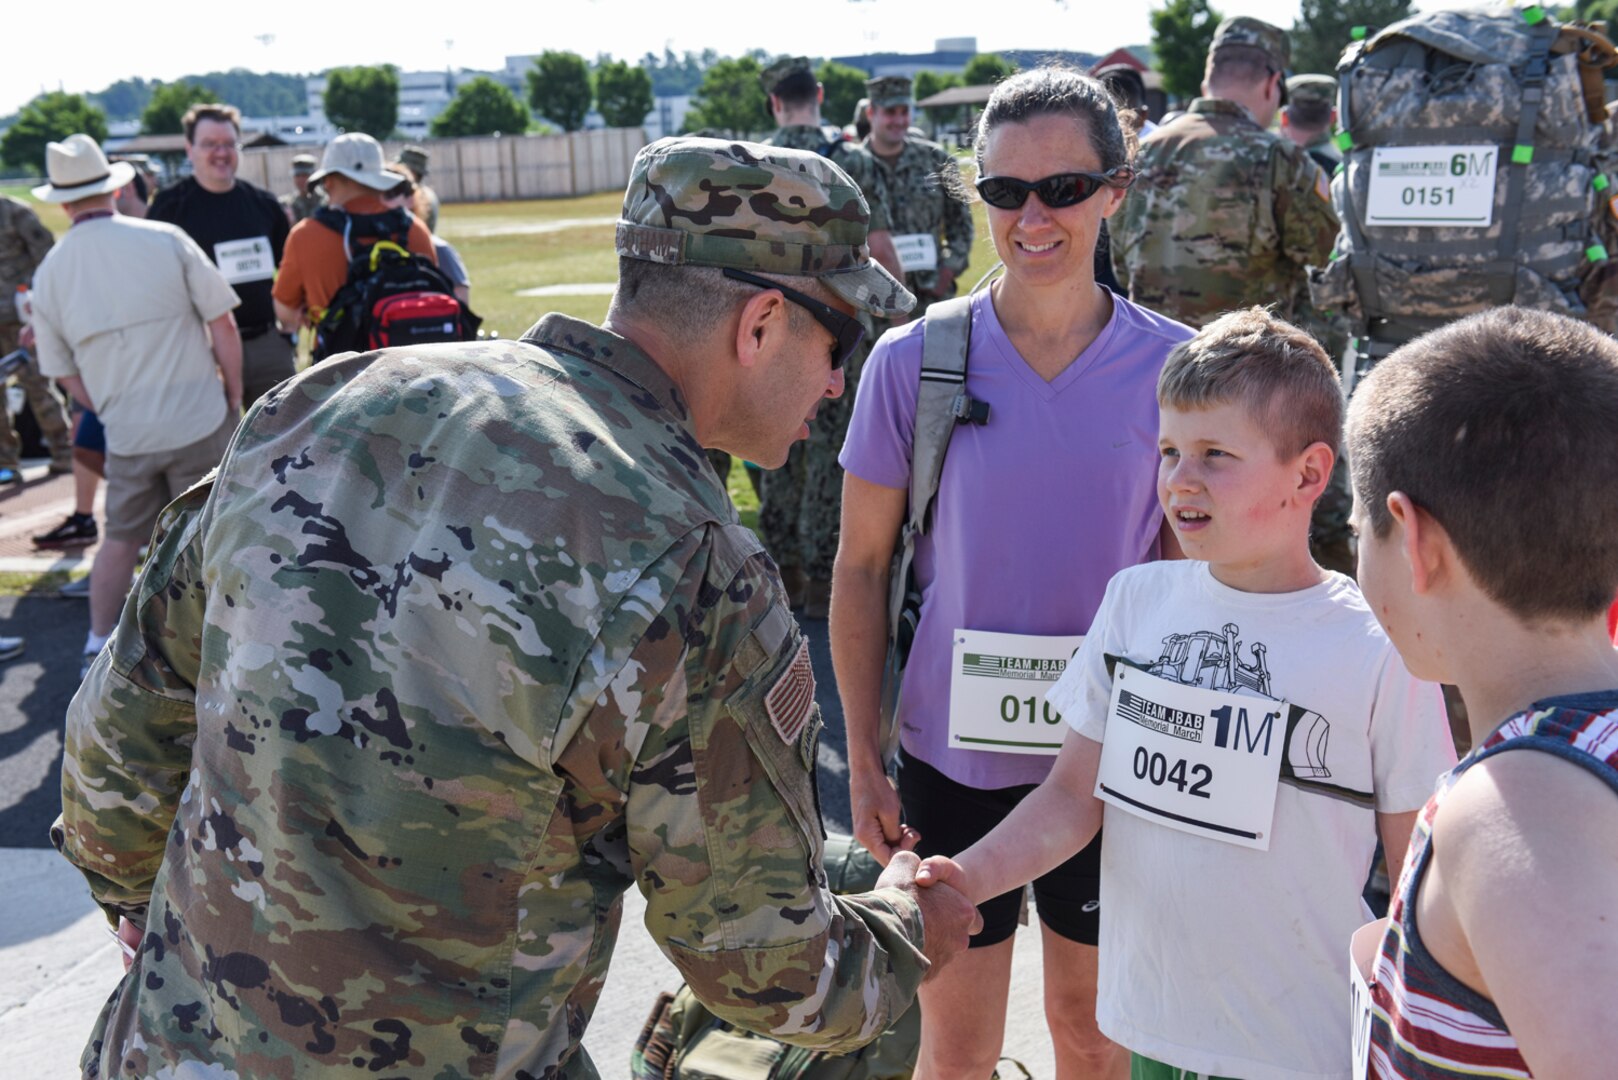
33, 134, 135, 204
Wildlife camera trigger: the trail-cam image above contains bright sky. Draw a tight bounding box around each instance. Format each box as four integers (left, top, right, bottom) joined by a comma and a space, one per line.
5, 0, 1476, 118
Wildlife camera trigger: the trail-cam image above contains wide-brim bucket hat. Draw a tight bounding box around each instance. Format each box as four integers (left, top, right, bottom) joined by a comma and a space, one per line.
308, 132, 408, 192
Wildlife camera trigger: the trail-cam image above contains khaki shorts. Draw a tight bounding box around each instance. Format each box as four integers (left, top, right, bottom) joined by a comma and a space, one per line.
104, 415, 236, 543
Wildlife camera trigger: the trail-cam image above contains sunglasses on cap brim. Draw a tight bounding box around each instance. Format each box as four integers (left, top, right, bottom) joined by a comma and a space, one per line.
974, 167, 1136, 211
722, 267, 864, 370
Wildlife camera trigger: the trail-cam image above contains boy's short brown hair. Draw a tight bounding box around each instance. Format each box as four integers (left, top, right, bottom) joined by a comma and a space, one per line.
1157, 306, 1344, 458
182, 103, 242, 144
1348, 307, 1618, 621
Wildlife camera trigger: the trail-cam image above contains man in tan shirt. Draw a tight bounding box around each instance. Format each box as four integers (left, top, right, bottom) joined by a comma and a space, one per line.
30, 134, 242, 673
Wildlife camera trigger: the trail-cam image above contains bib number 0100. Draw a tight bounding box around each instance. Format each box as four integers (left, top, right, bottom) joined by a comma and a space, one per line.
1000, 694, 1062, 725
1132, 746, 1212, 798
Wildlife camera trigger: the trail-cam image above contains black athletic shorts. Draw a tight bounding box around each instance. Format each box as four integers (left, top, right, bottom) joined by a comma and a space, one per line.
898, 748, 1102, 948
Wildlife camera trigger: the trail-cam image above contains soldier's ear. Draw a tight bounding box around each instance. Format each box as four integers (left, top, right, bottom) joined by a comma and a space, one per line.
733, 289, 789, 370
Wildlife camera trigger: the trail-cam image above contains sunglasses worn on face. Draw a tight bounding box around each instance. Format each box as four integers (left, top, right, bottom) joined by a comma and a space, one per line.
722, 267, 864, 370
974, 168, 1135, 211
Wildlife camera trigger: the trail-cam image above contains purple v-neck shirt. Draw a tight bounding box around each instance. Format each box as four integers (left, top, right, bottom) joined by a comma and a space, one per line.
841, 286, 1193, 789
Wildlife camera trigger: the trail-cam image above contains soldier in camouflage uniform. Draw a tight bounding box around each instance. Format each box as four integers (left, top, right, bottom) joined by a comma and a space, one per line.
54, 136, 980, 1080
863, 75, 974, 319
0, 193, 72, 480
279, 152, 323, 223
1110, 17, 1339, 329
1281, 74, 1342, 174
1279, 73, 1354, 572
759, 57, 905, 618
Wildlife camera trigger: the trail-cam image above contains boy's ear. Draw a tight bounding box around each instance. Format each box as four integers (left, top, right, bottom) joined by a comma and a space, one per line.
1387, 491, 1453, 595
1295, 441, 1334, 504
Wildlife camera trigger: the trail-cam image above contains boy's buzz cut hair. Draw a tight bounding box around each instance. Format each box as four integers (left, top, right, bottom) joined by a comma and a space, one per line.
1157, 307, 1344, 458
1348, 306, 1618, 622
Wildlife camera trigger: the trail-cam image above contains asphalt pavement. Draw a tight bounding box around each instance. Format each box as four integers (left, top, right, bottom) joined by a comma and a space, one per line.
0, 495, 1059, 1077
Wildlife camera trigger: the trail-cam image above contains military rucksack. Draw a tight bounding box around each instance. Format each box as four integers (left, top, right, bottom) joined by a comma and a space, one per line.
1309, 2, 1618, 363
631, 834, 920, 1080
311, 207, 480, 361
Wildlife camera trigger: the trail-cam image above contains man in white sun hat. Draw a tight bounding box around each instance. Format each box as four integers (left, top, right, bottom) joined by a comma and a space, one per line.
271, 131, 436, 333
28, 133, 243, 676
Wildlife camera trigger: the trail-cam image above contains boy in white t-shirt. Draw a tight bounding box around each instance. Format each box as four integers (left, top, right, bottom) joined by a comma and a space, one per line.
917, 308, 1456, 1080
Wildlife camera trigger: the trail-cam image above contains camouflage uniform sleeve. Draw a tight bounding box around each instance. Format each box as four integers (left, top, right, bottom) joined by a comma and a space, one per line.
17, 201, 54, 268
52, 478, 216, 928
617, 522, 928, 1052
1275, 145, 1340, 273
934, 147, 974, 275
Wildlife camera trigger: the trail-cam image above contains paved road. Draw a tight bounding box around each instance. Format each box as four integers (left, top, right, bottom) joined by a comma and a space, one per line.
0, 591, 87, 848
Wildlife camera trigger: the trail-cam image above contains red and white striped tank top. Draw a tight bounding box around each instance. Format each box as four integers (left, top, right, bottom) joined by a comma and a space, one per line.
1368, 693, 1618, 1079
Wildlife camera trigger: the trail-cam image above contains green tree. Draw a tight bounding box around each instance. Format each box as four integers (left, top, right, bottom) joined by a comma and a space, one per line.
1568, 0, 1618, 38
1, 91, 108, 171
682, 56, 768, 137
430, 77, 529, 137
595, 60, 654, 128
526, 51, 593, 132
1292, 0, 1413, 74
140, 81, 217, 135
962, 53, 1016, 86
816, 61, 868, 128
1151, 0, 1224, 100
91, 78, 154, 123
913, 70, 963, 133
324, 64, 399, 137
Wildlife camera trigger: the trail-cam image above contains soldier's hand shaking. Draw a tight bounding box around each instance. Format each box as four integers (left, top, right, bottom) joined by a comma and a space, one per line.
875, 850, 983, 980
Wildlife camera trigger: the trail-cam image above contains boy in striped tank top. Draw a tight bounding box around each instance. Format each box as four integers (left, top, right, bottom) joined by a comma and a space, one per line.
1345, 306, 1618, 1079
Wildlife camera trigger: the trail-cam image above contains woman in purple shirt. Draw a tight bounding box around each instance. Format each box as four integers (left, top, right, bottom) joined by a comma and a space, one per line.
832, 68, 1193, 1079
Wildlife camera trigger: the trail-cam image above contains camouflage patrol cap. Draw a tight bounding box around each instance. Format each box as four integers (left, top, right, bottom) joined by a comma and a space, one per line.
291, 153, 317, 174
1286, 73, 1337, 108
1211, 16, 1292, 71
761, 56, 814, 96
616, 136, 915, 317
866, 75, 913, 108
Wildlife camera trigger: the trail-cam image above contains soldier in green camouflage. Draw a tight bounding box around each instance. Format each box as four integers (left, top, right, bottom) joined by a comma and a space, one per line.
863, 75, 974, 319
759, 57, 906, 617
54, 136, 981, 1080
1282, 74, 1341, 174
279, 152, 323, 224
1110, 17, 1340, 329
0, 193, 72, 480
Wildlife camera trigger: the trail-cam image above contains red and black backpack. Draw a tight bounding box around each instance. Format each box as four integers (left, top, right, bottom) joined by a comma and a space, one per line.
311, 207, 480, 361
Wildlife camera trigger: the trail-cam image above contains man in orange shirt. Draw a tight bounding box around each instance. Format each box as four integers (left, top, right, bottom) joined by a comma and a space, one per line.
272, 132, 436, 331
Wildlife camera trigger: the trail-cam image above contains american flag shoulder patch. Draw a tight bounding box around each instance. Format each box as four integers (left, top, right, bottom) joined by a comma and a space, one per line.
766, 639, 816, 746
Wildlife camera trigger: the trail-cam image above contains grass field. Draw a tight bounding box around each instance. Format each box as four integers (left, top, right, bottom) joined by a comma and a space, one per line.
5, 180, 999, 534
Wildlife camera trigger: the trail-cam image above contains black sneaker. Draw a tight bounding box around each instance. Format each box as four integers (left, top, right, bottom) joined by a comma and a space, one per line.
34, 513, 98, 549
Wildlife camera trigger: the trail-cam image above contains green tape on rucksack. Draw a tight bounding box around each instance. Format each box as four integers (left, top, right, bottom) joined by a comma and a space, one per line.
631, 834, 920, 1080
1307, 4, 1618, 350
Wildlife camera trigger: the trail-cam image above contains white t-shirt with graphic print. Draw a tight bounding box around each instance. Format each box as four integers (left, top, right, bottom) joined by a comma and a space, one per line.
1044, 560, 1455, 1080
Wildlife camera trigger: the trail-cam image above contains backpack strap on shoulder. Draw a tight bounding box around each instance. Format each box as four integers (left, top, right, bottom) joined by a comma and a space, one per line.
910, 295, 984, 540
878, 294, 982, 763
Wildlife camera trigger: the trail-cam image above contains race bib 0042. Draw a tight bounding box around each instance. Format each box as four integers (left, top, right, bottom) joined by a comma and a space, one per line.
1094, 664, 1285, 849
947, 629, 1084, 756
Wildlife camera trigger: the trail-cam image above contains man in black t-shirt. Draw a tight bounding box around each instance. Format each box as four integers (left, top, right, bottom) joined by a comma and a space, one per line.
149, 103, 292, 407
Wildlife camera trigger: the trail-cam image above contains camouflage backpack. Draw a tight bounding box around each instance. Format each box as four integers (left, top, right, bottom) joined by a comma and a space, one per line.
1309, 2, 1618, 368
631, 834, 920, 1080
